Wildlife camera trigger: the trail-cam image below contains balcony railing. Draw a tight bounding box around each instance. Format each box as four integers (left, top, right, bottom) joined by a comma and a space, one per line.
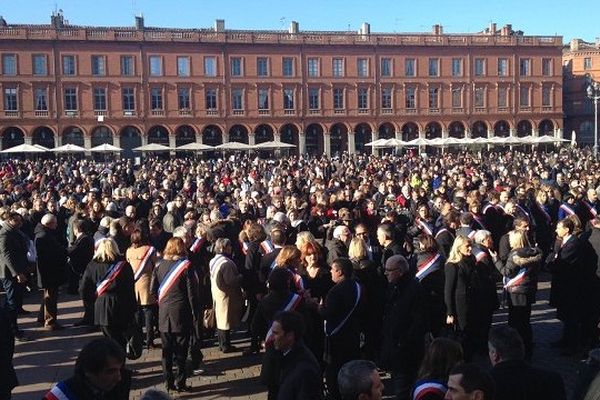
179, 109, 192, 116
35, 110, 49, 117
123, 110, 136, 117
334, 109, 346, 114
284, 109, 295, 115
206, 109, 218, 116
151, 110, 165, 116
4, 110, 19, 117
381, 108, 393, 114
94, 110, 108, 116
232, 109, 244, 115
64, 110, 79, 117
258, 109, 270, 115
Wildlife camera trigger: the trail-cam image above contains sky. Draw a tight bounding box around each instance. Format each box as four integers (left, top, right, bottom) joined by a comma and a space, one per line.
0, 0, 598, 42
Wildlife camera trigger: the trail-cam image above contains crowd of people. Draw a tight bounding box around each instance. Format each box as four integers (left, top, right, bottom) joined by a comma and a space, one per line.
1, 146, 600, 399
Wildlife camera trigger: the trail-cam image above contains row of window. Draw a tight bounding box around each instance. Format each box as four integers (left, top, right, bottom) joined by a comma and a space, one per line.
0, 53, 554, 78
3, 85, 554, 113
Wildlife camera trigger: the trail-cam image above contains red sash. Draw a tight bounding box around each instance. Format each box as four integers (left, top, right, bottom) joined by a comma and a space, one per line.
133, 246, 155, 282
157, 259, 191, 302
96, 261, 125, 297
264, 293, 303, 345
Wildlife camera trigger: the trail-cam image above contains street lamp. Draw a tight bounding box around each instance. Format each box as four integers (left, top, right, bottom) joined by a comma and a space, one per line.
586, 81, 600, 157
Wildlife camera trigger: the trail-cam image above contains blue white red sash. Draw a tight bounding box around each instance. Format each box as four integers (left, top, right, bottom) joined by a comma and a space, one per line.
96, 261, 125, 297
286, 268, 305, 294
240, 240, 249, 255
536, 202, 552, 224
559, 203, 576, 216
260, 239, 275, 254
264, 293, 303, 345
417, 219, 434, 236
435, 228, 453, 240
472, 214, 487, 230
472, 247, 488, 263
415, 253, 442, 281
583, 201, 598, 217
413, 381, 447, 400
496, 204, 506, 214
482, 203, 495, 215
467, 230, 476, 239
133, 246, 155, 282
209, 254, 230, 276
325, 281, 361, 336
504, 268, 527, 289
516, 204, 530, 218
190, 236, 205, 253
158, 259, 191, 302
44, 381, 76, 400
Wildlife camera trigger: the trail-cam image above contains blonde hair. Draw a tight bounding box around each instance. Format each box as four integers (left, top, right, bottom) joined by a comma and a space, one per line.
348, 237, 368, 260
508, 230, 528, 250
295, 230, 316, 250
93, 238, 121, 263
447, 235, 471, 264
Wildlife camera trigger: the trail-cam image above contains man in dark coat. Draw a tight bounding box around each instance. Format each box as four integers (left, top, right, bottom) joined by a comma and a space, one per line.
377, 223, 405, 273
0, 306, 18, 400
326, 225, 351, 266
380, 255, 427, 400
67, 218, 95, 296
489, 325, 566, 400
268, 310, 322, 400
35, 213, 68, 330
0, 212, 30, 341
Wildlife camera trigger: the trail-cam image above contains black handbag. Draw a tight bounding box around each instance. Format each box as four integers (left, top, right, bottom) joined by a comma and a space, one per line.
125, 321, 144, 360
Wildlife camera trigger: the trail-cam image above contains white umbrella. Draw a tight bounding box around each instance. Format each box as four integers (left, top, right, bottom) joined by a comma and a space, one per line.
388, 138, 408, 147
517, 135, 537, 144
53, 143, 87, 153
427, 138, 445, 146
441, 137, 466, 146
365, 139, 389, 147
215, 141, 254, 151
405, 138, 431, 146
535, 135, 569, 144
133, 143, 172, 152
254, 140, 297, 149
466, 137, 490, 145
33, 144, 51, 151
89, 143, 123, 152
176, 142, 215, 151
1, 143, 46, 153
487, 136, 508, 145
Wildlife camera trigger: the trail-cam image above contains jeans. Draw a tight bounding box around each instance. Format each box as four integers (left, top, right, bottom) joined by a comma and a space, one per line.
1, 277, 23, 334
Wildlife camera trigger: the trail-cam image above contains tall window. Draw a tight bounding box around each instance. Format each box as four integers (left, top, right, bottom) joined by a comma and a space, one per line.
258, 88, 269, 109
35, 88, 48, 111
357, 58, 368, 77
357, 87, 368, 109
542, 58, 552, 76
282, 57, 293, 77
474, 58, 485, 77
451, 87, 462, 108
428, 87, 439, 108
120, 56, 134, 76
452, 58, 462, 77
381, 87, 392, 109
257, 57, 269, 77
32, 55, 47, 76
519, 58, 531, 76
151, 88, 163, 110
428, 58, 439, 77
62, 55, 76, 75
64, 88, 77, 110
204, 56, 216, 77
542, 86, 552, 106
283, 89, 294, 109
149, 56, 162, 76
91, 55, 106, 76
2, 54, 16, 75
497, 58, 508, 76
93, 88, 106, 110
333, 88, 344, 109
122, 88, 135, 111
308, 87, 319, 110
405, 86, 416, 108
231, 89, 243, 110
381, 58, 392, 77
3, 88, 17, 111
307, 58, 319, 77
474, 87, 484, 107
498, 87, 508, 108
333, 58, 344, 77
405, 58, 415, 77
584, 57, 592, 70
205, 88, 217, 109
519, 85, 530, 107
177, 57, 190, 77
231, 57, 242, 76
178, 88, 190, 109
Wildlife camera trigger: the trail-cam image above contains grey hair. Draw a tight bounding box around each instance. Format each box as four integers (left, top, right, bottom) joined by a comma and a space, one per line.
41, 213, 57, 226
139, 389, 173, 400
473, 230, 492, 245
337, 359, 378, 400
333, 225, 349, 240
172, 226, 189, 239
214, 237, 232, 255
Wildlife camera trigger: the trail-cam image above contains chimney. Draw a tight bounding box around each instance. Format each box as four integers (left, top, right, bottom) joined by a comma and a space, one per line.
501, 24, 513, 36
215, 19, 225, 32
0, 16, 6, 27
135, 15, 144, 30
360, 22, 370, 35
50, 10, 64, 29
489, 22, 497, 35
289, 21, 299, 34
432, 24, 443, 35
570, 38, 581, 51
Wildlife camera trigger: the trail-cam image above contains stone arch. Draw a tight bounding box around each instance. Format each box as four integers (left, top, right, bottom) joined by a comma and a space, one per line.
378, 122, 395, 140
330, 123, 348, 156
32, 126, 55, 148
119, 126, 142, 158
425, 122, 442, 139
494, 120, 510, 137
62, 126, 85, 146
448, 121, 466, 139
471, 121, 489, 139
1, 127, 25, 149
202, 125, 223, 146
279, 123, 299, 154
354, 122, 372, 153
175, 125, 196, 146
254, 124, 274, 144
90, 126, 114, 147
401, 122, 419, 141
147, 125, 170, 146
228, 125, 249, 144
305, 123, 324, 156
516, 120, 533, 137
538, 119, 554, 136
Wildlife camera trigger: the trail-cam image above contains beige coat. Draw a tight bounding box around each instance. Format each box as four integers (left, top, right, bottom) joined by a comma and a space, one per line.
210, 255, 243, 330
126, 245, 157, 306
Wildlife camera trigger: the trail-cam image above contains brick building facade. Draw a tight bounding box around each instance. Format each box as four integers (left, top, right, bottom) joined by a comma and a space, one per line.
0, 13, 563, 156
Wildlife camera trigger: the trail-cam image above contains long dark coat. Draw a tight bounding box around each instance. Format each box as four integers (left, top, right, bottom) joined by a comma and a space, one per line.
444, 255, 483, 331
34, 224, 68, 288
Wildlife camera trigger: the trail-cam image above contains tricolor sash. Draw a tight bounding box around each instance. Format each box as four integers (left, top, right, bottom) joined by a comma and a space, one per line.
158, 259, 191, 302
412, 381, 447, 400
240, 240, 249, 255
435, 228, 453, 240
472, 215, 487, 230
472, 247, 488, 263
44, 381, 76, 400
559, 203, 576, 216
133, 246, 155, 282
496, 204, 506, 214
417, 219, 434, 236
260, 239, 275, 254
209, 254, 230, 276
467, 230, 476, 239
504, 268, 527, 289
96, 261, 126, 297
325, 281, 361, 336
482, 203, 495, 215
415, 253, 442, 281
264, 293, 303, 345
516, 204, 530, 219
536, 202, 552, 224
583, 201, 598, 217
190, 236, 205, 253
287, 268, 305, 294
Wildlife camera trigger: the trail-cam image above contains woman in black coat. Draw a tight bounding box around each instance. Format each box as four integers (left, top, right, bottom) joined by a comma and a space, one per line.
444, 235, 484, 361
80, 237, 136, 349
500, 230, 542, 360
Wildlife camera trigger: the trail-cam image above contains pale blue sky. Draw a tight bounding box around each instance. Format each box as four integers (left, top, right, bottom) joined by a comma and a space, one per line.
0, 0, 598, 42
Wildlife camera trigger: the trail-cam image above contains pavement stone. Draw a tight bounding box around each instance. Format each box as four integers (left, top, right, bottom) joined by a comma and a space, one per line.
4, 272, 586, 399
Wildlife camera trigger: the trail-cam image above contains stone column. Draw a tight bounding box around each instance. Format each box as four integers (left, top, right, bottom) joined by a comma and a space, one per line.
24, 136, 32, 145
196, 132, 203, 144
556, 127, 563, 139
141, 134, 148, 147
84, 135, 92, 157
299, 132, 306, 154
465, 128, 472, 139
274, 132, 281, 142
222, 131, 229, 144
509, 128, 516, 137
55, 134, 62, 147
533, 128, 540, 138
248, 133, 255, 146
348, 133, 356, 154
113, 132, 120, 149
324, 133, 331, 157
169, 134, 176, 156
442, 128, 448, 139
